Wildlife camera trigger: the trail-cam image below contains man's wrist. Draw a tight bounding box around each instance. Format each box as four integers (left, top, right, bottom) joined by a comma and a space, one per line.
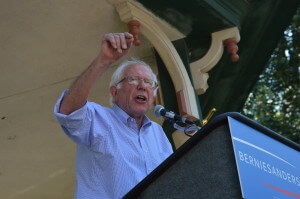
94, 56, 113, 70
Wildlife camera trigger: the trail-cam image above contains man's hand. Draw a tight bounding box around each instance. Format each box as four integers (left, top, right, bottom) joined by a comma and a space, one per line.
98, 32, 134, 65
59, 32, 134, 115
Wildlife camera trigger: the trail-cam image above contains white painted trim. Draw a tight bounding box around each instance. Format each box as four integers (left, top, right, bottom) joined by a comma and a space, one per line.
190, 27, 240, 94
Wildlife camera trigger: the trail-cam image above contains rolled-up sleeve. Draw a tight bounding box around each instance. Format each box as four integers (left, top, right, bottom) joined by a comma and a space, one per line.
54, 90, 93, 146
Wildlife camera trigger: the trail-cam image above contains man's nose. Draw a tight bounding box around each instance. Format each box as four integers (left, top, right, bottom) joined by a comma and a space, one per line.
137, 79, 147, 89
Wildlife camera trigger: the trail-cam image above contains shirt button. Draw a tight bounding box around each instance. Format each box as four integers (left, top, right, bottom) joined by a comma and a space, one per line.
144, 150, 148, 153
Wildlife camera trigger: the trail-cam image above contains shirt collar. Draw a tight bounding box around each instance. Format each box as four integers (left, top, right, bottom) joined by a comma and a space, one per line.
112, 104, 152, 127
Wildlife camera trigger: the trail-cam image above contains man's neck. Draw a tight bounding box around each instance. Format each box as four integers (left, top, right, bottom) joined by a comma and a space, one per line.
114, 104, 145, 130
133, 115, 144, 130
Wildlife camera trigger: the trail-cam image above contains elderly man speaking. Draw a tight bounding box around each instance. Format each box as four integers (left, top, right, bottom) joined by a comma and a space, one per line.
54, 32, 173, 199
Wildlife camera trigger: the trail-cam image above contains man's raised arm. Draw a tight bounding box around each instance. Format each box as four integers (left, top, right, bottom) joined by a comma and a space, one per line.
59, 32, 134, 115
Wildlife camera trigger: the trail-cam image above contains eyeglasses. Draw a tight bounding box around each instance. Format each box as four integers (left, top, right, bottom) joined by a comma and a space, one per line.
116, 76, 158, 89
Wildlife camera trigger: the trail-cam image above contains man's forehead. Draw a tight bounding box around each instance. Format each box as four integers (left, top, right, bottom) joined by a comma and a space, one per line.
124, 64, 152, 76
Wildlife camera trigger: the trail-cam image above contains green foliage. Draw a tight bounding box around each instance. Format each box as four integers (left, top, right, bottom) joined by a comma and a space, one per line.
243, 8, 300, 143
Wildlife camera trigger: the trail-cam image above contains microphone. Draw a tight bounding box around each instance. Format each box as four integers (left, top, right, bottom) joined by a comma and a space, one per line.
153, 105, 194, 125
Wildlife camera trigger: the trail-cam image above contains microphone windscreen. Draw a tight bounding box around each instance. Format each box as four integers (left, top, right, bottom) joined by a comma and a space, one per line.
153, 105, 164, 117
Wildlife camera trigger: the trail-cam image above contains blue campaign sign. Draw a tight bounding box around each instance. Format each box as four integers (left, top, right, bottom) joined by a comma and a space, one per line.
228, 117, 300, 199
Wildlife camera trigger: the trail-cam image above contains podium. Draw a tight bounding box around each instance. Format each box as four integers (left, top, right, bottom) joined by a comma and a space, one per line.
123, 113, 300, 199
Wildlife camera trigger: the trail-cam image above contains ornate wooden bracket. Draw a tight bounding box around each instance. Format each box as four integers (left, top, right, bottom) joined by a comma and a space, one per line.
127, 20, 141, 46
190, 27, 240, 95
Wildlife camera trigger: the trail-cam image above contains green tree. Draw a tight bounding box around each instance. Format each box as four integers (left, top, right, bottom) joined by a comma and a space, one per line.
242, 8, 300, 144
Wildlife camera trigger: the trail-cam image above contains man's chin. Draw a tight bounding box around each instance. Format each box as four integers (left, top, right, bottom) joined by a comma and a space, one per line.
132, 107, 148, 116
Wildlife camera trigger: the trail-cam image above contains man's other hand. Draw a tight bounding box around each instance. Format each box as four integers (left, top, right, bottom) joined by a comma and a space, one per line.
98, 32, 134, 65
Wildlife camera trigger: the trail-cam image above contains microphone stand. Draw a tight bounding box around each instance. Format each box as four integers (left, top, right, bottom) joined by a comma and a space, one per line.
165, 119, 201, 137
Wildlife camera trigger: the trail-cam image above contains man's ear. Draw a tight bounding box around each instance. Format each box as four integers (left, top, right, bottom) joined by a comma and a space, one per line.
110, 86, 118, 99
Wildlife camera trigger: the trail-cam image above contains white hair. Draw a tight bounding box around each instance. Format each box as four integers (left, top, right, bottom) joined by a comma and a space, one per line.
109, 59, 158, 106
